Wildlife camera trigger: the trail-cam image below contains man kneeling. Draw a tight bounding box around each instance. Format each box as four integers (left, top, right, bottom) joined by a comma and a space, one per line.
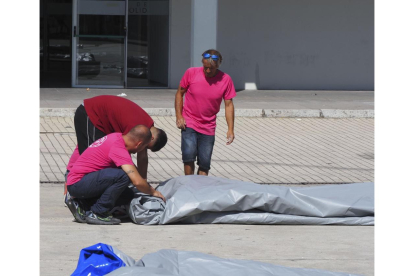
66, 125, 166, 225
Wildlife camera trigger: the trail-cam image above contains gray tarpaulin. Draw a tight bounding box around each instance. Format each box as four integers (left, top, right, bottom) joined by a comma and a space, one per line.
128, 176, 374, 225
128, 192, 165, 225
108, 248, 362, 276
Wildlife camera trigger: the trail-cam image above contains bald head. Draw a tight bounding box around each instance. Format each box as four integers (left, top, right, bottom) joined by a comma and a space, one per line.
124, 125, 152, 153
128, 125, 152, 143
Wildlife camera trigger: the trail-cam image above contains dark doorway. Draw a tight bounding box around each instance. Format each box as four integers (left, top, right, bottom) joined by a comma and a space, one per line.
40, 0, 170, 88
40, 0, 73, 88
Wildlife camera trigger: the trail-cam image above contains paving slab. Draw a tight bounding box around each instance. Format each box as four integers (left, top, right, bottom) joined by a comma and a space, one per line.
40, 116, 374, 184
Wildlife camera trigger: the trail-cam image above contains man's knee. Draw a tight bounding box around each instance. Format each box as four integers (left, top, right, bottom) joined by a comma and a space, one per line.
181, 128, 198, 162
105, 169, 130, 187
182, 148, 197, 163
118, 171, 130, 186
197, 136, 215, 171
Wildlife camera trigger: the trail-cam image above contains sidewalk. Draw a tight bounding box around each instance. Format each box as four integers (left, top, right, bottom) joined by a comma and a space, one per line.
40, 183, 374, 275
40, 88, 374, 118
39, 89, 374, 276
40, 116, 374, 184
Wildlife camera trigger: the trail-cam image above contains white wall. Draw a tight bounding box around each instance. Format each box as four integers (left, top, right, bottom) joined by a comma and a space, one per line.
169, 0, 192, 87
215, 0, 374, 90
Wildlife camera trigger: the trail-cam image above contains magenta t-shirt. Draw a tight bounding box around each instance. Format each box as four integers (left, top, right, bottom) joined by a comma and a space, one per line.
66, 145, 80, 172
67, 133, 134, 185
180, 67, 236, 135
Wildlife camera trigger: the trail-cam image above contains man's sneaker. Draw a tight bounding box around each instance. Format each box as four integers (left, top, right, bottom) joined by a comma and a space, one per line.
85, 212, 121, 225
64, 191, 70, 207
67, 198, 86, 223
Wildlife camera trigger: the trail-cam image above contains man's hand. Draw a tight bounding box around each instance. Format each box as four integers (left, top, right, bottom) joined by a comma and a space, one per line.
175, 85, 187, 130
136, 149, 149, 180
176, 116, 186, 130
226, 130, 235, 145
152, 190, 166, 202
224, 99, 235, 145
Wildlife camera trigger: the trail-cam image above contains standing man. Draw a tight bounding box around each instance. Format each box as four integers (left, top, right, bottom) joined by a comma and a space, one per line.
64, 95, 168, 204
175, 49, 236, 176
67, 125, 166, 225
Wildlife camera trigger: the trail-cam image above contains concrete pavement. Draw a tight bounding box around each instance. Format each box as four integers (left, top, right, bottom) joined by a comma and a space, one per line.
40, 88, 374, 118
40, 183, 374, 276
39, 88, 374, 275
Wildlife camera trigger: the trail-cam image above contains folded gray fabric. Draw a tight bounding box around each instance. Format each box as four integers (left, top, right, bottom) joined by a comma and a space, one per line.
107, 249, 362, 276
128, 192, 166, 225
128, 176, 374, 225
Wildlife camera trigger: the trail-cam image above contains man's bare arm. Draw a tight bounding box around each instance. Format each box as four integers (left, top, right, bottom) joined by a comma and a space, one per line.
136, 149, 148, 180
224, 99, 235, 145
121, 164, 165, 201
175, 85, 187, 129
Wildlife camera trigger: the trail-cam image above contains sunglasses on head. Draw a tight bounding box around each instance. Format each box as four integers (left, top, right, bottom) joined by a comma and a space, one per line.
202, 53, 220, 61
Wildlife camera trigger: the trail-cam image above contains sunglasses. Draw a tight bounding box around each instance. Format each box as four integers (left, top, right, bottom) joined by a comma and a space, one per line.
202, 53, 220, 61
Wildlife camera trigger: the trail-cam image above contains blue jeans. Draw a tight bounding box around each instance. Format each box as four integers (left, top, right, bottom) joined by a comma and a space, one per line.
181, 127, 215, 171
67, 168, 134, 215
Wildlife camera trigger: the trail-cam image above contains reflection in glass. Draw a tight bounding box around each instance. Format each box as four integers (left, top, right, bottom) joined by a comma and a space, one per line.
40, 0, 72, 88
79, 15, 124, 36
127, 0, 169, 87
72, 0, 169, 88
76, 37, 124, 86
75, 1, 126, 86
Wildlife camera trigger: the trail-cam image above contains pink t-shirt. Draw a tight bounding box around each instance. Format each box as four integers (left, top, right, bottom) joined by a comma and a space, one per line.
66, 145, 80, 171
67, 133, 134, 185
180, 67, 236, 135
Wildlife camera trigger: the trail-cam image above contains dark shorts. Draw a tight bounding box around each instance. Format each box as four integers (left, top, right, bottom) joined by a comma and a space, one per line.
74, 104, 106, 155
181, 127, 215, 171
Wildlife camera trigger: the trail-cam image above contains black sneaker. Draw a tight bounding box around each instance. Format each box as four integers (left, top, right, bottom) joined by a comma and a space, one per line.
64, 190, 70, 207
85, 212, 121, 225
67, 198, 86, 223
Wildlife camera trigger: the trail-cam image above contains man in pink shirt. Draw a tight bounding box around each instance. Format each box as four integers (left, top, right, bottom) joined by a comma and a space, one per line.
175, 49, 236, 176
66, 125, 166, 225
63, 95, 168, 206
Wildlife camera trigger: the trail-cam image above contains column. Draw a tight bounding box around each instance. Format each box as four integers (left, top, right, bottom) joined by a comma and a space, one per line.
191, 0, 218, 67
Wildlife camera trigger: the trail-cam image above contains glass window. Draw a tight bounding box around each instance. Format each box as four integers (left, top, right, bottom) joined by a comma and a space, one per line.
126, 0, 169, 87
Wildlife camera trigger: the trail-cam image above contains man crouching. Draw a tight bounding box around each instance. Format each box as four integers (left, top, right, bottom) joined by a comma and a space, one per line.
66, 125, 166, 225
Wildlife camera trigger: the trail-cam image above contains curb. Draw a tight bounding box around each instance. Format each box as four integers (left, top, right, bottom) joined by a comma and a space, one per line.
40, 108, 374, 118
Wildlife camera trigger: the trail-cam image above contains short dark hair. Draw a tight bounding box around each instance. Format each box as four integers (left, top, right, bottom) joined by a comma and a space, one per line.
151, 128, 168, 152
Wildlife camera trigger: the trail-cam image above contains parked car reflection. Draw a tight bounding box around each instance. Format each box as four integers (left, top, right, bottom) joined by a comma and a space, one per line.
127, 56, 148, 79
40, 45, 100, 77
77, 52, 100, 77
41, 46, 150, 79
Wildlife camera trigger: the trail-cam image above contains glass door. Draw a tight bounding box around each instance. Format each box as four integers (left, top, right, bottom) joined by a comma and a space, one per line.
126, 0, 169, 88
40, 0, 73, 88
72, 0, 127, 87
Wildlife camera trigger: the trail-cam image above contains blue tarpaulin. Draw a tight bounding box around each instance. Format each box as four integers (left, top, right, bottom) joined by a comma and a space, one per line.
71, 243, 126, 276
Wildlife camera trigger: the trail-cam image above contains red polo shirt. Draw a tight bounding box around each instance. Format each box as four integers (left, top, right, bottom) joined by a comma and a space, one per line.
84, 95, 154, 135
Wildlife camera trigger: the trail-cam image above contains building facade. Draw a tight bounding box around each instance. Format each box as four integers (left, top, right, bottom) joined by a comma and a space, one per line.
40, 0, 374, 90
